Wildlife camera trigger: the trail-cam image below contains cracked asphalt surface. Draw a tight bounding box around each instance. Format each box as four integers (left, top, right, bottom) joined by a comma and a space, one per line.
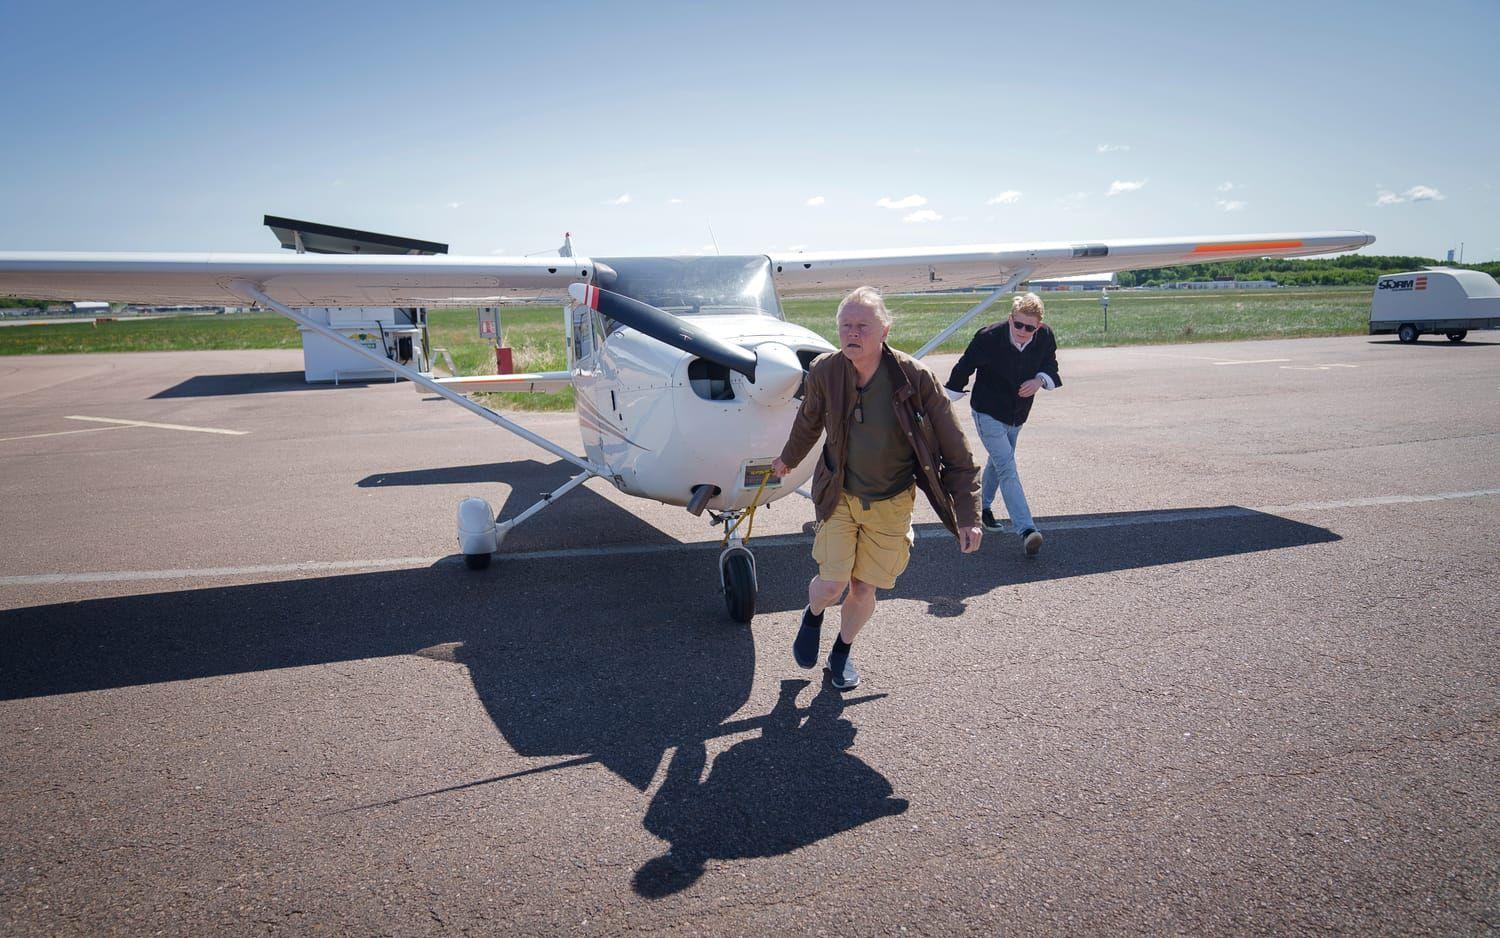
1, 335, 1496, 935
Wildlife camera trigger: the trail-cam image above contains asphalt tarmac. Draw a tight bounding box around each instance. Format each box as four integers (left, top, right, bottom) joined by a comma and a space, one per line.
1, 335, 1496, 936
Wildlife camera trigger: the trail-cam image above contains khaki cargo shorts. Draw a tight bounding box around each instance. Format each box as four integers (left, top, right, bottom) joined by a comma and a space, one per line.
812, 487, 917, 590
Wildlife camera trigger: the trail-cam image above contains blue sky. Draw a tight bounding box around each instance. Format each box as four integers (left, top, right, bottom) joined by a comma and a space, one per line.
2, 0, 1495, 259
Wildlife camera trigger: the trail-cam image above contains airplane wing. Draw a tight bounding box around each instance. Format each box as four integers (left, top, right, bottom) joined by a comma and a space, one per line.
770, 230, 1375, 296
427, 371, 573, 395
0, 252, 596, 306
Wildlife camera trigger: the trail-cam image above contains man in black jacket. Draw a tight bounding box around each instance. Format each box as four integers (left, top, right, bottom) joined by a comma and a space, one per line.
944, 292, 1061, 556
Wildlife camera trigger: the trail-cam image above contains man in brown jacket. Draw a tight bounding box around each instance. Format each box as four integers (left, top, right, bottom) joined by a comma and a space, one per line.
772, 286, 983, 689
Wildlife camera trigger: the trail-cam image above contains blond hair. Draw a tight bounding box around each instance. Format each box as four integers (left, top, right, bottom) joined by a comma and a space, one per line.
836, 286, 892, 326
1011, 292, 1044, 320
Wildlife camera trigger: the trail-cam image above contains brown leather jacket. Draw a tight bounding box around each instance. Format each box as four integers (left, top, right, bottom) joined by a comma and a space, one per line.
778, 345, 981, 537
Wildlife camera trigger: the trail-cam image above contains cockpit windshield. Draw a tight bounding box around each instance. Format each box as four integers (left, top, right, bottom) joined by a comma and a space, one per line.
592, 255, 782, 319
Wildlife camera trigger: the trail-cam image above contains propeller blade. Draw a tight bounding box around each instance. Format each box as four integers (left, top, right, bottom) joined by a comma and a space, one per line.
569, 283, 757, 381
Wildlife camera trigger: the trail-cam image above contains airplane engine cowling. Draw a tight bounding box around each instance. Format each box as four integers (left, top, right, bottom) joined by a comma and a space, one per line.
732, 342, 804, 407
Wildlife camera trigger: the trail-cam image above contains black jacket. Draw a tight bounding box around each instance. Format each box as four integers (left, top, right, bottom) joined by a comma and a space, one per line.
945, 322, 1061, 426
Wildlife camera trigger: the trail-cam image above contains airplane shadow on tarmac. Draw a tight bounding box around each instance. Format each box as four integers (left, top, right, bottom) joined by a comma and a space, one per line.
151, 371, 398, 398
0, 459, 1339, 897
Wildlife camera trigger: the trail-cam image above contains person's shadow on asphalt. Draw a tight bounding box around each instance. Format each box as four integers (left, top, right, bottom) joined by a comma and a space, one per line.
633, 678, 909, 898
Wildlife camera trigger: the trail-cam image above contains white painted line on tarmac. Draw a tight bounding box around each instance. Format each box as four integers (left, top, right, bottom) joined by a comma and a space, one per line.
1259, 488, 1500, 514
1125, 350, 1295, 366
65, 415, 248, 436
0, 424, 135, 443
0, 557, 445, 587
3, 487, 1496, 590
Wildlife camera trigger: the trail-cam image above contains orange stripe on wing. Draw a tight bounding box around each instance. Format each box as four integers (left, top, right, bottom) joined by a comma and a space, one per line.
1192, 240, 1305, 254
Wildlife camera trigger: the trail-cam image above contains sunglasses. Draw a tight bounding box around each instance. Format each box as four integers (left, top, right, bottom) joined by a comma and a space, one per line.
1011, 318, 1039, 333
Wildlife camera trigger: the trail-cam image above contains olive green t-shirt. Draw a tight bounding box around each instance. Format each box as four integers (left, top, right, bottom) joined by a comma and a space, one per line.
843, 363, 918, 502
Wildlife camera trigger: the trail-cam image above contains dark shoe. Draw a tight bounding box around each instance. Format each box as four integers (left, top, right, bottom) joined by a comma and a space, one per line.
825, 648, 861, 690
981, 507, 1003, 533
793, 606, 823, 669
1020, 528, 1043, 556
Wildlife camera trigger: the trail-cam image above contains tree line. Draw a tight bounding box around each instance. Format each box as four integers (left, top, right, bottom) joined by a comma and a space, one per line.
1114, 255, 1500, 288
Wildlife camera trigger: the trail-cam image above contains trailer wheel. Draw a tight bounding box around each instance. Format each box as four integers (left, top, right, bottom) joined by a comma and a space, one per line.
1446, 331, 1467, 343
1397, 324, 1419, 344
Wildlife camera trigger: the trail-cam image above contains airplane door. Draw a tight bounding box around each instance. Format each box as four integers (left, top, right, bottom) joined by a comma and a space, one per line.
568, 304, 615, 462
568, 304, 600, 370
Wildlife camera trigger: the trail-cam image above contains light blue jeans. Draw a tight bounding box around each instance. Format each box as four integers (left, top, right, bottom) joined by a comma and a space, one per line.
973, 411, 1035, 534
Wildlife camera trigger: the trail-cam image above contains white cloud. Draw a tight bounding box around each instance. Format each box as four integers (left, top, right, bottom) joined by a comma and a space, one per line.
1217, 181, 1236, 192
1097, 143, 1131, 153
489, 247, 507, 255
604, 193, 632, 206
903, 209, 943, 223
667, 197, 684, 204
986, 190, 1022, 205
1107, 180, 1146, 197
877, 194, 927, 210
1058, 191, 1089, 209
1216, 199, 1247, 212
1373, 184, 1446, 206
805, 195, 826, 207
447, 201, 464, 209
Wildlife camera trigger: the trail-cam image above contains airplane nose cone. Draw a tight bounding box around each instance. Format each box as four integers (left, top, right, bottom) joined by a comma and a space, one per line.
733, 342, 803, 406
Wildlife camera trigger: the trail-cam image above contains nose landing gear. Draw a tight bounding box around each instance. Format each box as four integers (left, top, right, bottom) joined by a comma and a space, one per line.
715, 509, 758, 624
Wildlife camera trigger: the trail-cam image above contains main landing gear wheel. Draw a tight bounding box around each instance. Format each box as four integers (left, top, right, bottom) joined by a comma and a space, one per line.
720, 548, 757, 624
456, 496, 499, 572
1398, 323, 1419, 343
1447, 330, 1468, 343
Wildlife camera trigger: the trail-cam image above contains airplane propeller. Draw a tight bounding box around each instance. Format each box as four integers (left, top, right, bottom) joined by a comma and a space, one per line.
568, 283, 759, 382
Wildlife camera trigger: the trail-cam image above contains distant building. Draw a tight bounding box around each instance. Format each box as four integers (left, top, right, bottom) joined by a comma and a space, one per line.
1028, 273, 1116, 291
1166, 280, 1277, 290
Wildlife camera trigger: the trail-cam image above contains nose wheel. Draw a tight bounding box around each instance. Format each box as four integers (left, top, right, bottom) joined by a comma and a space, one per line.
720, 547, 757, 623
716, 509, 758, 623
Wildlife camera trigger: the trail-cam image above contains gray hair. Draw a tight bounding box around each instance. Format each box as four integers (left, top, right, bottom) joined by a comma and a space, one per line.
836, 285, 892, 326
1011, 292, 1045, 319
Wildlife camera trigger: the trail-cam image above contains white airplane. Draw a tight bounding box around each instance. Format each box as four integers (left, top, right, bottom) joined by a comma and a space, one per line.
0, 229, 1374, 621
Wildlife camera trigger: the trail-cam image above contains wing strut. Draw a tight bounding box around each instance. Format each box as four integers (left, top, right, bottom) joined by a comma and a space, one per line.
496, 469, 593, 537
913, 267, 1031, 360
227, 280, 601, 476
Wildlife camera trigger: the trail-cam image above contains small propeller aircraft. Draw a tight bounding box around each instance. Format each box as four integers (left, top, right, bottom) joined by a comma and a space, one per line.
0, 228, 1374, 621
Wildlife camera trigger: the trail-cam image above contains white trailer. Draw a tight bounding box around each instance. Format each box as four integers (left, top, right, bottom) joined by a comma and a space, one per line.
1370, 268, 1500, 343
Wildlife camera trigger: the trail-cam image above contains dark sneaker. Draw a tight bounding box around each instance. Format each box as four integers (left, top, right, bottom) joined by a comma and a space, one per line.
825, 648, 861, 690
793, 606, 823, 669
981, 507, 1004, 533
1020, 528, 1043, 556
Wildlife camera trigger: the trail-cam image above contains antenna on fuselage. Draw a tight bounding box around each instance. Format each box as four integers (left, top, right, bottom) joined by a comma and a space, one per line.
707, 224, 720, 256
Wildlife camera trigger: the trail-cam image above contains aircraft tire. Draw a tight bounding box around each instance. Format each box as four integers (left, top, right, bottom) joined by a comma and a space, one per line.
722, 552, 756, 623
464, 552, 492, 571
1447, 331, 1467, 343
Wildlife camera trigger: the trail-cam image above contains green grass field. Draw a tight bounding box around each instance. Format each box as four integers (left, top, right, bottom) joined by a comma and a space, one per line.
0, 286, 1374, 410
